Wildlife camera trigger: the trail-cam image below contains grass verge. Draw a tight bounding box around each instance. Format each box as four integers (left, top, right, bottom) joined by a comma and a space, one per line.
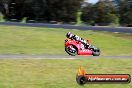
0, 25, 132, 55
0, 58, 131, 88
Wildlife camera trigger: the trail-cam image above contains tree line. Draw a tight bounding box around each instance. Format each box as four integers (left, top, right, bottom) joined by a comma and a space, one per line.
82, 0, 132, 26
0, 0, 83, 23
0, 0, 131, 26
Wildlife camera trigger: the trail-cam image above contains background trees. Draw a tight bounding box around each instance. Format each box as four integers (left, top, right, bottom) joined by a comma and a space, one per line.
45, 0, 83, 22
0, 0, 83, 22
0, 0, 131, 26
118, 0, 132, 25
82, 0, 119, 25
81, 0, 131, 26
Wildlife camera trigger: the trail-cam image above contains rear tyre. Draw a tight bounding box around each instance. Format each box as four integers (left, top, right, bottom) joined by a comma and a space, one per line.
89, 45, 100, 56
92, 48, 100, 56
65, 45, 77, 56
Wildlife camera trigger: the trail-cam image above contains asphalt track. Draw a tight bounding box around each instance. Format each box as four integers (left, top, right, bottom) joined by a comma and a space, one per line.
0, 22, 131, 59
0, 54, 132, 59
0, 22, 132, 33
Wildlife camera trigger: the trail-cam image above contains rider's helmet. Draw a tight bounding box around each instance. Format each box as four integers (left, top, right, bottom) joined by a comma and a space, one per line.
66, 32, 73, 38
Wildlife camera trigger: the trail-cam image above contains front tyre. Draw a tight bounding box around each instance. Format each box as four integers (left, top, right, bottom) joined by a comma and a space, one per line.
65, 45, 77, 56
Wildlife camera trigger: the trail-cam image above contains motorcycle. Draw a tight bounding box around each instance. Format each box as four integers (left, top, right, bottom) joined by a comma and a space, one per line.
65, 38, 100, 56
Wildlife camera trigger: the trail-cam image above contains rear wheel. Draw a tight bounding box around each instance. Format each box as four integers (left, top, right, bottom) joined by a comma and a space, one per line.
65, 45, 77, 56
89, 45, 100, 56
92, 48, 100, 56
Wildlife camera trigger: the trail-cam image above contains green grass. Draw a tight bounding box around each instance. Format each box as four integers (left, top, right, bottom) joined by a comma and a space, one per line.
0, 25, 131, 88
0, 25, 132, 55
0, 58, 131, 88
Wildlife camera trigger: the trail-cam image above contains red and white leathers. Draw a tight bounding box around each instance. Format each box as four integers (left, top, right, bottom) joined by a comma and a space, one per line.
66, 32, 90, 48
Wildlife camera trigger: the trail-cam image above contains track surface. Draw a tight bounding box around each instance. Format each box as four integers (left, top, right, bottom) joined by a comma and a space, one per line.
0, 22, 132, 33
0, 54, 132, 59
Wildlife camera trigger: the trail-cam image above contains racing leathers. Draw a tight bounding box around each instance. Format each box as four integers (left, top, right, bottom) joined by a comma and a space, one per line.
66, 32, 90, 49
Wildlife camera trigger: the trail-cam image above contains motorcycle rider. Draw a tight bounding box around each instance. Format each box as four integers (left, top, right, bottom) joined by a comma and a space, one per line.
66, 32, 90, 49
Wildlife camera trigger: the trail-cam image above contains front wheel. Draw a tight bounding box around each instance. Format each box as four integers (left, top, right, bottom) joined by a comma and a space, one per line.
65, 45, 77, 56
